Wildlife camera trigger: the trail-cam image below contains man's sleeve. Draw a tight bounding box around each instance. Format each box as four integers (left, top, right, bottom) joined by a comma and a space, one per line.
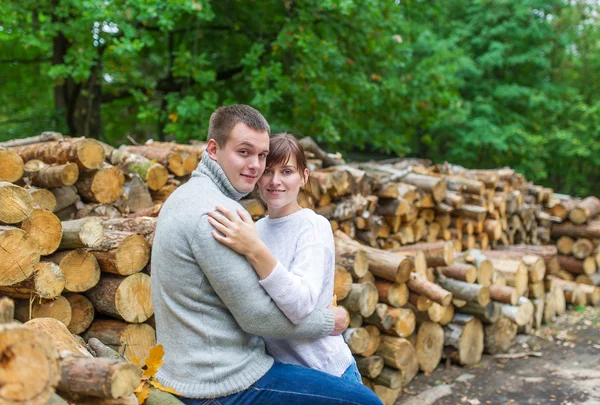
191, 214, 334, 339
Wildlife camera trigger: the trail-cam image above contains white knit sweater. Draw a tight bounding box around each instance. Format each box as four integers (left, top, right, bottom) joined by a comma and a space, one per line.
257, 208, 354, 377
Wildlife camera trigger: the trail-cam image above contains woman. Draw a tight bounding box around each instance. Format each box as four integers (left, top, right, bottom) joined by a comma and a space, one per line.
207, 133, 361, 383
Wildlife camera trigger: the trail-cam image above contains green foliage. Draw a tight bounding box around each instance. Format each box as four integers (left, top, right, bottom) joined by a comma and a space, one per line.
1, 0, 600, 196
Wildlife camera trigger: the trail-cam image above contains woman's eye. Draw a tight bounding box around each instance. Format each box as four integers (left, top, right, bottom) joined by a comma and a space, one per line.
283, 170, 292, 175
264, 169, 272, 174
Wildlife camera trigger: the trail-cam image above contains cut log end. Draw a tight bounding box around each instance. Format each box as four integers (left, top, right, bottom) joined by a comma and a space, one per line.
76, 138, 107, 170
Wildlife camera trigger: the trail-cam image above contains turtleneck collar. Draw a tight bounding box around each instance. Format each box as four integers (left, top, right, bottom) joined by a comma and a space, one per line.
192, 153, 249, 201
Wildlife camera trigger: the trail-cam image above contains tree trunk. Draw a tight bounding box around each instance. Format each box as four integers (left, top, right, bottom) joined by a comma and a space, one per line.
82, 319, 156, 362
375, 279, 409, 308
0, 226, 41, 286
85, 273, 153, 323
458, 301, 501, 324
0, 182, 35, 224
551, 220, 600, 239
456, 250, 494, 286
119, 175, 154, 213
372, 366, 404, 389
46, 249, 101, 293
88, 230, 151, 275
12, 138, 106, 170
0, 262, 64, 299
445, 175, 485, 195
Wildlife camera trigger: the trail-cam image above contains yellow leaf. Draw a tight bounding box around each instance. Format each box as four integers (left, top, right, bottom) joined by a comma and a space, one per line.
134, 381, 147, 393
143, 345, 165, 378
150, 379, 181, 395
168, 112, 178, 123
136, 384, 151, 404
130, 357, 141, 366
371, 73, 382, 82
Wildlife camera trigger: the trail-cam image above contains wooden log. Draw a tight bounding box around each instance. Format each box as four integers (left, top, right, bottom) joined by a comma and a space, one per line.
547, 276, 600, 307
572, 238, 594, 260
59, 393, 138, 405
51, 185, 80, 212
357, 270, 376, 286
82, 319, 156, 362
407, 273, 453, 306
445, 176, 485, 195
484, 316, 517, 354
437, 263, 477, 283
557, 255, 596, 276
551, 220, 600, 240
24, 160, 79, 188
382, 308, 416, 338
489, 284, 519, 305
339, 283, 379, 317
342, 327, 370, 354
20, 208, 62, 255
359, 325, 381, 357
14, 296, 72, 326
443, 314, 484, 366
530, 296, 545, 330
336, 250, 370, 279
482, 250, 546, 283
335, 231, 413, 283
334, 266, 353, 301
76, 165, 125, 204
377, 335, 418, 386
375, 279, 408, 308
120, 145, 185, 176
436, 276, 490, 306
0, 182, 35, 223
486, 257, 529, 296
372, 385, 402, 405
0, 262, 64, 299
372, 366, 404, 390
0, 149, 24, 182
0, 321, 61, 405
349, 312, 363, 328
456, 250, 494, 286
104, 146, 169, 191
0, 226, 41, 286
65, 294, 95, 335
569, 196, 600, 225
27, 186, 57, 211
458, 301, 501, 324
88, 230, 151, 276
46, 249, 101, 293
408, 292, 432, 311
362, 303, 393, 331
0, 297, 15, 323
392, 240, 455, 267
127, 203, 162, 218
59, 217, 104, 249
12, 137, 106, 170
456, 204, 488, 222
412, 321, 444, 374
118, 175, 154, 213
528, 281, 545, 299
240, 198, 266, 219
500, 297, 534, 326
355, 355, 384, 379
85, 273, 153, 323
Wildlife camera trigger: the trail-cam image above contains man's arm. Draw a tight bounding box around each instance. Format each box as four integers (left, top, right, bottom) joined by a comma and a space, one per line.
192, 215, 335, 339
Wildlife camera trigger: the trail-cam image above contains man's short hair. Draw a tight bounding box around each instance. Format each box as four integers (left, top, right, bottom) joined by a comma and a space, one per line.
208, 105, 270, 147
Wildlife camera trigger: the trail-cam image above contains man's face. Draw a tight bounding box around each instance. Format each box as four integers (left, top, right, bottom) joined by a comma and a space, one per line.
209, 123, 270, 193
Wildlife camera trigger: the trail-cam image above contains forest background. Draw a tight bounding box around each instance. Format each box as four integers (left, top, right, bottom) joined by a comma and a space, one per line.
1, 0, 600, 197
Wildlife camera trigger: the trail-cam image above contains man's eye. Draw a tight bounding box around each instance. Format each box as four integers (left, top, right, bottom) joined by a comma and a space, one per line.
259, 153, 267, 159
239, 150, 248, 155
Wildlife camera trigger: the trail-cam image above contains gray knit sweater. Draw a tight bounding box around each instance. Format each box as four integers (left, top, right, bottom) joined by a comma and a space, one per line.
151, 153, 335, 399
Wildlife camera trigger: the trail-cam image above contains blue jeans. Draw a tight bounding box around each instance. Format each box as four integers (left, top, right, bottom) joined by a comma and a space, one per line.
178, 361, 382, 405
341, 360, 363, 385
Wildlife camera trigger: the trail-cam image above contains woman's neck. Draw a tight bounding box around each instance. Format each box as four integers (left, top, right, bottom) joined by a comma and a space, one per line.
267, 202, 303, 219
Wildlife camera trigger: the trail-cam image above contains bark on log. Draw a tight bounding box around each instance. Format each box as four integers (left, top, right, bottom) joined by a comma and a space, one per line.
339, 283, 379, 317
59, 217, 104, 249
335, 231, 413, 283
443, 314, 484, 366
414, 321, 444, 374
372, 367, 404, 389
445, 176, 485, 195
0, 262, 64, 299
119, 175, 154, 213
0, 181, 35, 223
0, 321, 61, 405
85, 273, 153, 323
82, 319, 156, 362
436, 276, 490, 306
372, 385, 402, 405
14, 296, 72, 326
382, 307, 416, 338
12, 137, 106, 170
375, 280, 408, 308
0, 226, 41, 286
24, 160, 79, 188
377, 335, 419, 386
391, 241, 455, 267
458, 301, 501, 324
120, 145, 186, 176
46, 249, 101, 293
437, 263, 477, 283
355, 355, 384, 379
20, 208, 62, 255
0, 149, 24, 183
500, 297, 534, 326
335, 250, 369, 279
569, 196, 600, 225
456, 250, 494, 287
88, 230, 151, 275
342, 327, 370, 354
486, 257, 529, 296
51, 186, 80, 212
551, 220, 600, 240
484, 316, 517, 354
407, 273, 453, 306
557, 255, 596, 276
104, 146, 169, 191
408, 292, 432, 311
76, 165, 125, 204
362, 303, 394, 331
489, 285, 519, 305
360, 325, 382, 357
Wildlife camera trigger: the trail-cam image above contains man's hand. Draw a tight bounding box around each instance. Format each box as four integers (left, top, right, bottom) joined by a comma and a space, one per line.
328, 304, 349, 336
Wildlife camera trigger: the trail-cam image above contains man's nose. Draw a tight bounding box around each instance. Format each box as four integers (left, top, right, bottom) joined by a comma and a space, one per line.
247, 155, 260, 171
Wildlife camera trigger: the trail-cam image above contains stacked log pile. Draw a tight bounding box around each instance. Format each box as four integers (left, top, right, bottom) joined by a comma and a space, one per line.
1, 132, 600, 405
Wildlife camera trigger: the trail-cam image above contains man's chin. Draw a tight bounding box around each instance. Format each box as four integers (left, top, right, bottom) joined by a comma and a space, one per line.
233, 184, 255, 194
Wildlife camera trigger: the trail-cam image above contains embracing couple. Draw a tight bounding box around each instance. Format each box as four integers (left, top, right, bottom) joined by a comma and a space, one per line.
151, 105, 382, 404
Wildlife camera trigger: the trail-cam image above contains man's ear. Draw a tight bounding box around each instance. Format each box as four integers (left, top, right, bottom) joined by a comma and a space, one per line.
206, 139, 219, 160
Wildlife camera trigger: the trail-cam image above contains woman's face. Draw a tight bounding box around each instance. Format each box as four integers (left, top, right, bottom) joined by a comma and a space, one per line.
258, 153, 308, 216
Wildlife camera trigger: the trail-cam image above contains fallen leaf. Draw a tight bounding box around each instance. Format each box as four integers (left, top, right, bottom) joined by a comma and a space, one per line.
150, 379, 181, 395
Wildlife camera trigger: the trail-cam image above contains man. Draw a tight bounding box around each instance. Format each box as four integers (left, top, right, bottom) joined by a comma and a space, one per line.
151, 104, 382, 404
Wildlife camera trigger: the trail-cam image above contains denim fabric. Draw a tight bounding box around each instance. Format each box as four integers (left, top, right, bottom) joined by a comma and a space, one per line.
178, 362, 382, 405
341, 361, 363, 385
